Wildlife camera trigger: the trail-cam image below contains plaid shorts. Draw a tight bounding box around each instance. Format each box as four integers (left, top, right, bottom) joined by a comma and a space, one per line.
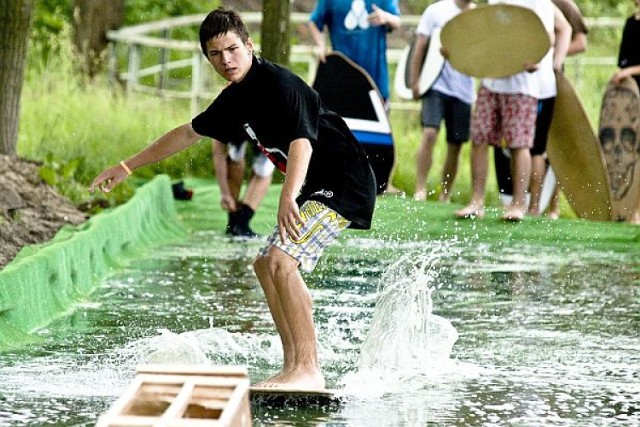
471, 87, 538, 149
258, 200, 350, 272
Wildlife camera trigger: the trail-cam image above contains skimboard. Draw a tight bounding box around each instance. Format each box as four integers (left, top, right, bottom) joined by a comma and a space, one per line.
547, 71, 612, 220
598, 77, 640, 221
494, 147, 556, 211
313, 51, 395, 194
250, 387, 343, 407
394, 28, 445, 100
440, 4, 549, 78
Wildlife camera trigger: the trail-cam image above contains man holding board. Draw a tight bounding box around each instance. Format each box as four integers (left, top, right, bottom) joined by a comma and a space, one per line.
410, 0, 475, 203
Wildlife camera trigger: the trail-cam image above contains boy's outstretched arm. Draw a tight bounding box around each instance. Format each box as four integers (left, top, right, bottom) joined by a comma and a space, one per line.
89, 123, 202, 193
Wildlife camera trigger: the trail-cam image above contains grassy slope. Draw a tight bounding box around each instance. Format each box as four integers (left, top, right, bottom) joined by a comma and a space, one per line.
177, 178, 640, 258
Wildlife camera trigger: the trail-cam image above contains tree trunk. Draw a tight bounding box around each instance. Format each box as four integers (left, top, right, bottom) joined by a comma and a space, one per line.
0, 0, 34, 156
73, 0, 125, 78
260, 0, 291, 66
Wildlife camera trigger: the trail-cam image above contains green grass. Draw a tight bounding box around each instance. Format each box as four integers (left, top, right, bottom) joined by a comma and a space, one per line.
177, 178, 640, 258
16, 27, 623, 218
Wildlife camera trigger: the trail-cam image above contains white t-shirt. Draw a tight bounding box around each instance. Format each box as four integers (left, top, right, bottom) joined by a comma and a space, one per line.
416, 0, 475, 104
482, 0, 556, 98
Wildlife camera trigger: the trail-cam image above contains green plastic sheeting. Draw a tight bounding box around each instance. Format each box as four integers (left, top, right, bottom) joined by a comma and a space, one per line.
0, 175, 187, 349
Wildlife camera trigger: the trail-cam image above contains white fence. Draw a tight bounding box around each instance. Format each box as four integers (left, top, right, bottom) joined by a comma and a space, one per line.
107, 12, 622, 113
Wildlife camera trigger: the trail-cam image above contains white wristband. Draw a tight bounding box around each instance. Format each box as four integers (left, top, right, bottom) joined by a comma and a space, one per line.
119, 160, 132, 175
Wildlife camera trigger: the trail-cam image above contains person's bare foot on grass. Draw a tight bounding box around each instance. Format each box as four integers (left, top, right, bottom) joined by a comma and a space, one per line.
546, 210, 559, 220
413, 189, 426, 201
455, 202, 485, 219
502, 206, 525, 222
438, 193, 451, 203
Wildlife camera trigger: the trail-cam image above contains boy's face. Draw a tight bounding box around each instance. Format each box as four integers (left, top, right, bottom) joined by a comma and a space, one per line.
205, 31, 253, 83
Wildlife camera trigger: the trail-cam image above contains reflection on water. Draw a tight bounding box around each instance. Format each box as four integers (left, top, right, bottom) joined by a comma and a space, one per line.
0, 231, 638, 426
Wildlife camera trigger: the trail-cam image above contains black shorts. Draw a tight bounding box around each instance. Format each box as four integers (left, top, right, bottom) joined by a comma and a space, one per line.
421, 89, 472, 144
531, 97, 556, 156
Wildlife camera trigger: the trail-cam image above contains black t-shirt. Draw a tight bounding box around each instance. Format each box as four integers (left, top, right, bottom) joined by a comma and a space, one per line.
192, 57, 376, 230
618, 15, 640, 90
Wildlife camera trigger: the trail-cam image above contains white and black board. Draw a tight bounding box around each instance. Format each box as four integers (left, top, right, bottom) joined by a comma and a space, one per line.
494, 147, 556, 211
313, 51, 395, 194
394, 28, 445, 100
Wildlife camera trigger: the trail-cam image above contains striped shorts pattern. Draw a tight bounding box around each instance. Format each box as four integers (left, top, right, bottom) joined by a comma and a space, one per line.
259, 200, 350, 272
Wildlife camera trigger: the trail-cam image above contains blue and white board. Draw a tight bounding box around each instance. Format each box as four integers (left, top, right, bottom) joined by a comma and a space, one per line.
313, 51, 395, 194
394, 28, 445, 100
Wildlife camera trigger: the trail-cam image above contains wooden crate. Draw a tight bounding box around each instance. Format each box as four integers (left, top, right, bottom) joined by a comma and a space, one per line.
96, 365, 251, 427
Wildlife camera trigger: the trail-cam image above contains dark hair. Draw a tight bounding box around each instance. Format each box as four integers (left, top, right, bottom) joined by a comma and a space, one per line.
199, 7, 250, 57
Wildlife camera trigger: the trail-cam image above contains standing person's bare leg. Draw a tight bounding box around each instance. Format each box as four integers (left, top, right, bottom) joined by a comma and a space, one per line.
440, 143, 462, 202
228, 157, 245, 201
243, 174, 272, 212
456, 143, 488, 218
527, 154, 546, 216
414, 127, 438, 201
504, 147, 531, 221
253, 254, 296, 381
546, 185, 561, 219
630, 194, 640, 225
253, 248, 324, 390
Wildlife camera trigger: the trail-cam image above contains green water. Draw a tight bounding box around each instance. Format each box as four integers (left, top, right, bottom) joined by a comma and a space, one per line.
0, 231, 638, 426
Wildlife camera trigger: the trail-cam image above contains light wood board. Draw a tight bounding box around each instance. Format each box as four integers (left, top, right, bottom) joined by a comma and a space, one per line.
598, 76, 640, 221
440, 4, 549, 78
547, 71, 612, 220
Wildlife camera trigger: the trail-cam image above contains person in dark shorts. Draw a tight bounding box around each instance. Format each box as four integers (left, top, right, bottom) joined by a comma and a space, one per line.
89, 7, 376, 390
410, 0, 475, 203
212, 138, 274, 237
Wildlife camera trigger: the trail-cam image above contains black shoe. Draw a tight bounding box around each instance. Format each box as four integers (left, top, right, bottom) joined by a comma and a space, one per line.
230, 224, 259, 239
226, 211, 240, 235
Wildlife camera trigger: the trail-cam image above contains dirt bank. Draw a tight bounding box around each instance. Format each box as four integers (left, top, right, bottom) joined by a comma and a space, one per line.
0, 155, 87, 269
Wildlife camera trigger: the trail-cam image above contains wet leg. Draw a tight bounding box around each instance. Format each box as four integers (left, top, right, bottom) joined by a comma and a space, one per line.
253, 248, 324, 390
456, 143, 487, 218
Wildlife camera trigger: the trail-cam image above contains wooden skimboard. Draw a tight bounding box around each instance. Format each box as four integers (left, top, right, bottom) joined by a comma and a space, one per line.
250, 387, 343, 407
494, 147, 556, 211
598, 77, 640, 221
440, 4, 549, 78
394, 28, 445, 100
313, 51, 395, 194
547, 71, 612, 220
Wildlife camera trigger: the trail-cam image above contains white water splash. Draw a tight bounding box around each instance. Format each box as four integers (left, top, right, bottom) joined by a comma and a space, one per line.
342, 247, 460, 396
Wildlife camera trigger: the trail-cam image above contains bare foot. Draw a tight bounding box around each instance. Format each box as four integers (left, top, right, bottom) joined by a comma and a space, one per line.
546, 211, 559, 220
502, 206, 524, 222
383, 184, 405, 197
527, 211, 540, 217
253, 368, 325, 391
455, 203, 485, 219
629, 212, 640, 225
413, 190, 426, 202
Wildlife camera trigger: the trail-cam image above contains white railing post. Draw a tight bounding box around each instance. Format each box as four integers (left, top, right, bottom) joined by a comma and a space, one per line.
158, 28, 171, 91
191, 51, 202, 115
127, 44, 141, 97
106, 13, 621, 106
